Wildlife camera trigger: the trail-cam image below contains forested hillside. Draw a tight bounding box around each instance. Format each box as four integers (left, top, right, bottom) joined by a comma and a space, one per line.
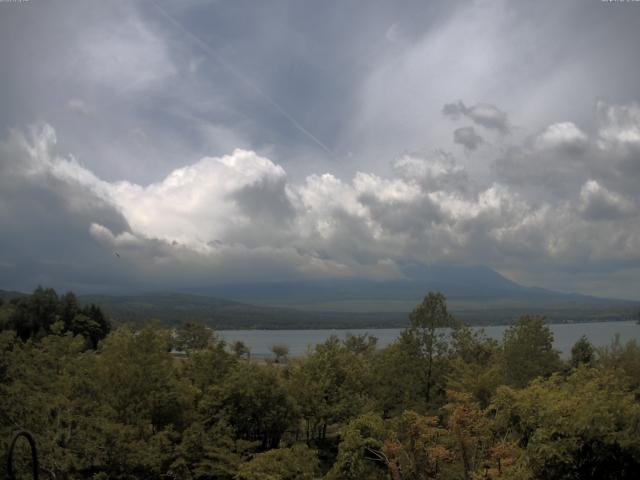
2, 290, 640, 479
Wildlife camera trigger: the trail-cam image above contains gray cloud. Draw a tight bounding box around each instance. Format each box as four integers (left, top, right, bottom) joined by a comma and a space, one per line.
392, 150, 470, 194
579, 180, 636, 222
453, 126, 484, 151
0, 125, 133, 293
494, 104, 640, 203
443, 101, 510, 133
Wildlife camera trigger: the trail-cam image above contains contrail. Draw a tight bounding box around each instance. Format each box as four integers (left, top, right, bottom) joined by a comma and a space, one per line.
149, 0, 335, 157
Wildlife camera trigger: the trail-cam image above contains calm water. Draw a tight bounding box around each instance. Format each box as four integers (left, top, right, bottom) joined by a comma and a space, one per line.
219, 321, 640, 359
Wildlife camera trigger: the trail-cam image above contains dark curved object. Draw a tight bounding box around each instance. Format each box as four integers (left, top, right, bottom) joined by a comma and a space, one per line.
7, 429, 39, 480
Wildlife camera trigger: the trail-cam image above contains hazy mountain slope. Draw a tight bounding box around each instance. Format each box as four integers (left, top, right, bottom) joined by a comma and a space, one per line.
0, 289, 29, 302
77, 290, 638, 330
186, 264, 625, 311
4, 262, 638, 329
77, 292, 408, 329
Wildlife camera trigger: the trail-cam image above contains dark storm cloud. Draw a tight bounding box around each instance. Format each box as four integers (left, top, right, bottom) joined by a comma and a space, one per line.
0, 126, 134, 293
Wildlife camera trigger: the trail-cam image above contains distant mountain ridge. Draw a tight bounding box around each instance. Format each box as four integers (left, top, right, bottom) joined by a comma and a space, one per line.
76, 292, 407, 329
1, 264, 637, 329
184, 264, 627, 310
0, 289, 28, 302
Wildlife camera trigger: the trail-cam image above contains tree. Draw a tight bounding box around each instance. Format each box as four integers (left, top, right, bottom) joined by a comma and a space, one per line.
343, 333, 378, 356
570, 335, 595, 368
202, 362, 296, 449
596, 335, 640, 389
1, 288, 109, 348
172, 421, 254, 480
384, 410, 452, 480
235, 444, 319, 480
0, 301, 15, 332
8, 286, 59, 340
326, 414, 389, 480
183, 342, 237, 397
406, 292, 458, 404
95, 326, 193, 430
444, 391, 491, 480
287, 336, 368, 442
232, 340, 251, 359
372, 334, 427, 416
493, 368, 640, 479
175, 321, 214, 352
448, 325, 501, 407
59, 291, 80, 331
501, 315, 561, 388
270, 343, 289, 363
68, 303, 111, 349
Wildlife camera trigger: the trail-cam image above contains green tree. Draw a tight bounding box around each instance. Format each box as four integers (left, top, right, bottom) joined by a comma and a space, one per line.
172, 421, 255, 480
235, 444, 319, 480
8, 286, 59, 340
343, 333, 378, 356
2, 288, 109, 348
59, 291, 80, 331
183, 341, 237, 398
406, 292, 458, 404
326, 414, 389, 480
202, 362, 296, 449
371, 334, 427, 416
570, 335, 595, 368
287, 336, 369, 442
596, 335, 640, 389
95, 326, 194, 431
501, 315, 561, 388
82, 304, 111, 346
0, 332, 120, 478
493, 367, 640, 479
0, 301, 16, 332
175, 321, 214, 352
448, 325, 501, 407
232, 340, 251, 359
271, 343, 290, 363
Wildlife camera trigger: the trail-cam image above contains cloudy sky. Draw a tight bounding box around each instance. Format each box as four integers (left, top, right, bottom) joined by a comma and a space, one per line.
1, 0, 640, 299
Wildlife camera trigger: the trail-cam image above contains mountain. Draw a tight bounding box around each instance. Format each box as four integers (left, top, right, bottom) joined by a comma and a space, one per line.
76, 292, 407, 329
3, 264, 638, 329
185, 264, 629, 311
0, 289, 29, 302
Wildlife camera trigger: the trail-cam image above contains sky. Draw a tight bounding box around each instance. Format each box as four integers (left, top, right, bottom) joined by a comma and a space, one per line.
1, 0, 640, 299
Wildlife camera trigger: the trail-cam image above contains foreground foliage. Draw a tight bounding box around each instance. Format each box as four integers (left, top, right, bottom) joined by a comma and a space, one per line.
2, 288, 640, 479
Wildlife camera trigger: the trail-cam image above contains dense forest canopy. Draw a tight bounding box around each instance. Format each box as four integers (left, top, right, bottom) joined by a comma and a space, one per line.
2, 288, 640, 479
0, 286, 110, 348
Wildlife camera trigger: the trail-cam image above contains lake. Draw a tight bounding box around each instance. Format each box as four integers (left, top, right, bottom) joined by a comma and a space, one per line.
219, 320, 640, 359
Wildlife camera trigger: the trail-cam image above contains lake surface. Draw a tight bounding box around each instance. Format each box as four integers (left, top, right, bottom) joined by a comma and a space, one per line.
219, 321, 640, 359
